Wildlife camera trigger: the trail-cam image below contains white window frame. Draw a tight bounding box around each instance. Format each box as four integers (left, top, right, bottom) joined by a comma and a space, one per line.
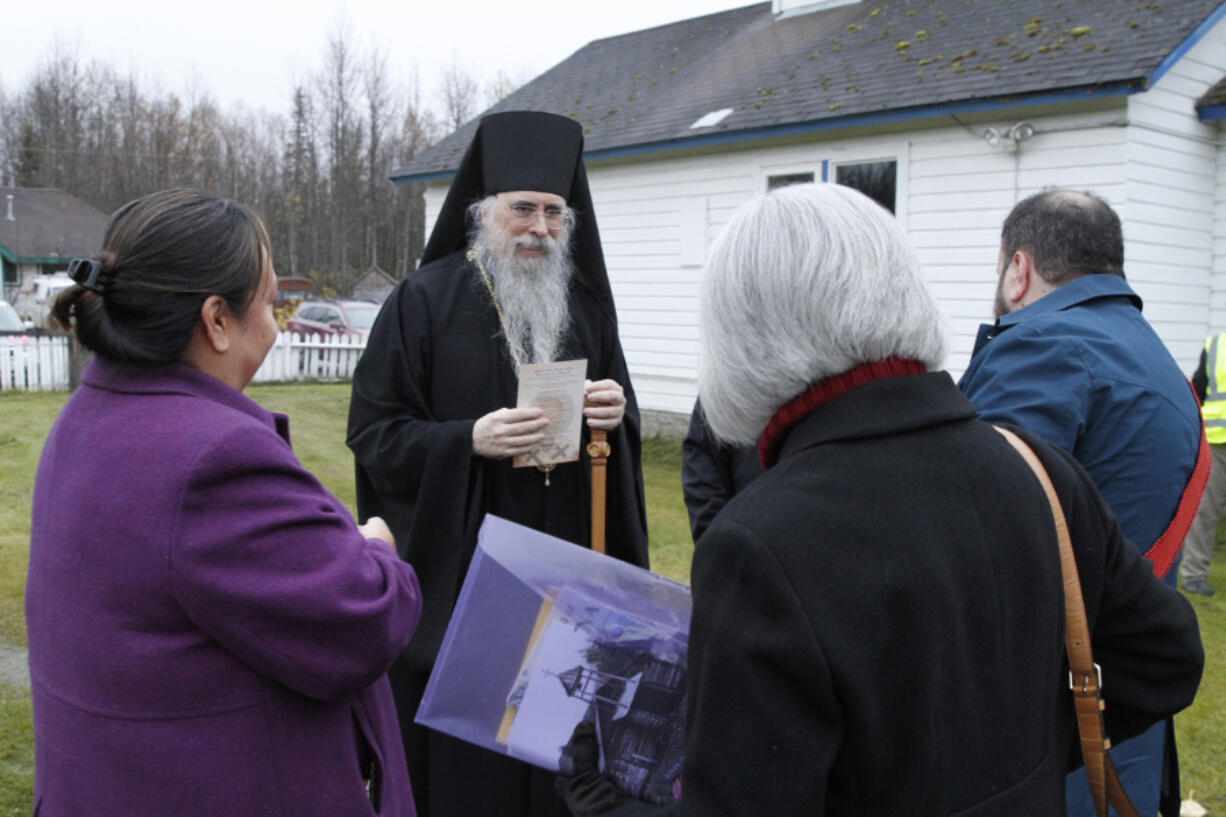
754, 143, 909, 226
830, 153, 908, 226
759, 163, 824, 193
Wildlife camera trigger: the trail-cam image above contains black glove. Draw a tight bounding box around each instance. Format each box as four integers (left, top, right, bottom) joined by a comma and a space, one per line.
555, 721, 646, 816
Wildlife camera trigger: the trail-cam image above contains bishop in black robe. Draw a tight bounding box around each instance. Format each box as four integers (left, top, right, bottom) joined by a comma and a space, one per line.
346, 111, 649, 817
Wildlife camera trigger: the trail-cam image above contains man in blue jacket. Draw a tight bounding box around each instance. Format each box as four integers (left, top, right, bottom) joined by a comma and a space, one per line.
958, 189, 1203, 817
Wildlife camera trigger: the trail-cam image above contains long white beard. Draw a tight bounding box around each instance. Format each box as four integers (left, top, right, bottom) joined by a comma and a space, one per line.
472, 221, 575, 366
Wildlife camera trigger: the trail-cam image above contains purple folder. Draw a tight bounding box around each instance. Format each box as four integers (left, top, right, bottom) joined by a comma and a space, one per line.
416, 514, 691, 804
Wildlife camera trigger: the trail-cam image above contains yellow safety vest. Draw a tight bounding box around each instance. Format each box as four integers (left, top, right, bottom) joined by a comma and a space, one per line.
1202, 333, 1226, 444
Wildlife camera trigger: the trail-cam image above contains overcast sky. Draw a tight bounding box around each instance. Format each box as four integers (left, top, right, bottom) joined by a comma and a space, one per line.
2, 0, 744, 117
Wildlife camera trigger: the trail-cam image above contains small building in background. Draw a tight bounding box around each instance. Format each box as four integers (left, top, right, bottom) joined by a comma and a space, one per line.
351, 264, 397, 304
0, 188, 107, 303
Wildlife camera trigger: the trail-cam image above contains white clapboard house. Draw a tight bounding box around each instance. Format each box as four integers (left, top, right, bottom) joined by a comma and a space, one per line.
394, 0, 1226, 425
0, 188, 107, 304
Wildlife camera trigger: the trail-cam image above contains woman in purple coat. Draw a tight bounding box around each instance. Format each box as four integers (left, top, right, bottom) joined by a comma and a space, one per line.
26, 189, 422, 817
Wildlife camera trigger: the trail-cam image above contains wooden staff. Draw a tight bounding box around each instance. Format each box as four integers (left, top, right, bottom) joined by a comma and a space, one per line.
587, 428, 611, 554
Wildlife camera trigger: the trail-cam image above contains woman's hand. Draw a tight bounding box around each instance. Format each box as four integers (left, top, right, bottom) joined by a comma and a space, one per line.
358, 516, 395, 550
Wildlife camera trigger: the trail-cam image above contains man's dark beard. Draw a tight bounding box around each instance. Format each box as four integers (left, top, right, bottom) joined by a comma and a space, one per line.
471, 220, 575, 366
992, 252, 1011, 319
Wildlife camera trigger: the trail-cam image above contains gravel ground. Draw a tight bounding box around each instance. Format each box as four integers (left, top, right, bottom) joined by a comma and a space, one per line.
0, 642, 29, 692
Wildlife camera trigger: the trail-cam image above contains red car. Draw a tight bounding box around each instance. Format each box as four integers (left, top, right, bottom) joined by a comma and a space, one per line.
285, 299, 379, 341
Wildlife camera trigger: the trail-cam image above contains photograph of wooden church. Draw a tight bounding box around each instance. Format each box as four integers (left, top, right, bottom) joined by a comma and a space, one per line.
560, 640, 688, 805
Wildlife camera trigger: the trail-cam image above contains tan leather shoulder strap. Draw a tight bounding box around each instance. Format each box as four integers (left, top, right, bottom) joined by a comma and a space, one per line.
993, 426, 1140, 817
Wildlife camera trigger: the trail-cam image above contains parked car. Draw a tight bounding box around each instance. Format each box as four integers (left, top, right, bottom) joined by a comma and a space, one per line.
13, 273, 75, 329
0, 300, 22, 333
285, 299, 379, 341
1, 299, 59, 390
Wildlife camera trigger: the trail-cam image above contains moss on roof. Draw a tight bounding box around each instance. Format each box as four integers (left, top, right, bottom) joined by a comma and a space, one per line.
396, 0, 1224, 180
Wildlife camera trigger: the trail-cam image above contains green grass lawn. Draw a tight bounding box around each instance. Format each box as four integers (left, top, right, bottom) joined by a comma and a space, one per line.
1, 383, 1222, 814
0, 389, 67, 815
1175, 585, 1226, 812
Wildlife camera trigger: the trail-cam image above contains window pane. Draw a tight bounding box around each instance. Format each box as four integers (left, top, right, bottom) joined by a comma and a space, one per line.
766, 172, 815, 191
835, 161, 897, 213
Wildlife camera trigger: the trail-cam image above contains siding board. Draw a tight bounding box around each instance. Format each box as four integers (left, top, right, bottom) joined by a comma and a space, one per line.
1126, 184, 1214, 212
910, 153, 1021, 177
909, 210, 1013, 231
1124, 218, 1213, 246
909, 190, 1015, 212
1171, 56, 1225, 85
1126, 243, 1212, 269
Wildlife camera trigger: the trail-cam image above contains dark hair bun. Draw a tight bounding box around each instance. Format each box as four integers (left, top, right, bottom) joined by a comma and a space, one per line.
58, 189, 268, 366
52, 250, 114, 333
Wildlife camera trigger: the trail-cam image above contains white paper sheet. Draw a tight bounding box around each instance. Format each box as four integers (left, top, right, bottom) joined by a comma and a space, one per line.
513, 358, 587, 469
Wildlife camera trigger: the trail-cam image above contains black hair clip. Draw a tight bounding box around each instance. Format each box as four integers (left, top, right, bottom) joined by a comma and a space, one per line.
67, 258, 106, 293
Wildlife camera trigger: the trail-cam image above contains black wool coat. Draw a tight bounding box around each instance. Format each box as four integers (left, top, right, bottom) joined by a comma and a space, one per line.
681, 398, 764, 542
592, 372, 1202, 817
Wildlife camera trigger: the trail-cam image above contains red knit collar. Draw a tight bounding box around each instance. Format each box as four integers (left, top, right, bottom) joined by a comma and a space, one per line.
758, 358, 928, 469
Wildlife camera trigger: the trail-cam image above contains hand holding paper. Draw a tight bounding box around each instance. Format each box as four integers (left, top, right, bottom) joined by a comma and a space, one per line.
473, 407, 549, 460
513, 360, 588, 469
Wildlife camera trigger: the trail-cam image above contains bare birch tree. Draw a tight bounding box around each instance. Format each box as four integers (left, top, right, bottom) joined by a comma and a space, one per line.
319, 21, 362, 280
438, 58, 479, 132
363, 48, 395, 270
483, 69, 525, 108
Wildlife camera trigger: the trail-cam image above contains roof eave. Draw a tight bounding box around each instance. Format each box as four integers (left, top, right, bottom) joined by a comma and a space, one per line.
0, 246, 71, 265
1144, 0, 1226, 89
391, 167, 462, 185
391, 81, 1139, 186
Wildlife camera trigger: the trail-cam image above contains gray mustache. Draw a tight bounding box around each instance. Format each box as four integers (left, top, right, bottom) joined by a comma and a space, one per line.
513, 234, 554, 253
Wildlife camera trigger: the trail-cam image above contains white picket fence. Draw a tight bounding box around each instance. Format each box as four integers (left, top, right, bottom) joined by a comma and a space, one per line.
252, 332, 367, 383
0, 335, 70, 391
0, 332, 366, 392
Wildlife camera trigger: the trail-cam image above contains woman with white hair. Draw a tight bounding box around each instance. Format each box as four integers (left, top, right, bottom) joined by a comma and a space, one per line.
557, 183, 1202, 815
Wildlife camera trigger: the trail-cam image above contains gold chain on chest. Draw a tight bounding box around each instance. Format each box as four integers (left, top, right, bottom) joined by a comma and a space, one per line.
468, 248, 524, 372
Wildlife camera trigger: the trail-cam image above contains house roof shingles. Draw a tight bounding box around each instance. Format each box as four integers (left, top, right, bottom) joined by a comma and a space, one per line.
0, 187, 108, 264
396, 0, 1226, 181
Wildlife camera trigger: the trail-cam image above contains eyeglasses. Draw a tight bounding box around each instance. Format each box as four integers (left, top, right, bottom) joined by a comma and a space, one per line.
507, 201, 571, 229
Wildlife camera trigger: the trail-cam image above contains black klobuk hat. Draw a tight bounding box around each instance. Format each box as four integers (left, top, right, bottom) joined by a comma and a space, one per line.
419, 111, 615, 319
